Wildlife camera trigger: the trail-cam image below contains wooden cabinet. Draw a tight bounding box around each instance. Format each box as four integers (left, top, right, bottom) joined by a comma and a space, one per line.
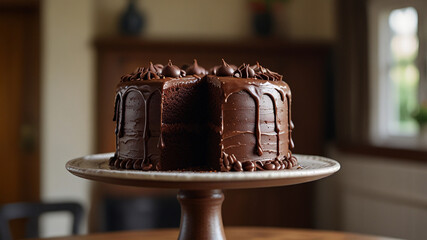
93, 37, 332, 230
0, 1, 40, 238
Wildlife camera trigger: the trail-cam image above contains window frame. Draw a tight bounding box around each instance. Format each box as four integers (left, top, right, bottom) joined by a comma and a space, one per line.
368, 0, 427, 149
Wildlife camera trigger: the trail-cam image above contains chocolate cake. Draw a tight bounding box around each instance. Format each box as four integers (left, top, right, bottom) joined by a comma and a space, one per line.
109, 60, 297, 171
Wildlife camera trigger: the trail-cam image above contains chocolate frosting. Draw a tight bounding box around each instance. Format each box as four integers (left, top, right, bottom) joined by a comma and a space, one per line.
120, 67, 145, 82
209, 65, 220, 75
257, 69, 282, 81
112, 60, 296, 172
153, 64, 164, 73
215, 59, 235, 77
162, 60, 186, 78
140, 62, 162, 80
120, 61, 186, 82
251, 63, 282, 81
211, 61, 282, 81
113, 77, 167, 170
185, 59, 207, 76
251, 62, 263, 73
213, 75, 293, 170
233, 63, 256, 78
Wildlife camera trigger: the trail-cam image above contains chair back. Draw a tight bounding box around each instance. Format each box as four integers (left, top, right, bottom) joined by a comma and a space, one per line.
0, 202, 83, 240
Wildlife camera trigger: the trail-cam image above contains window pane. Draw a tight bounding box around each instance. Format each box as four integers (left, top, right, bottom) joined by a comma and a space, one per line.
387, 7, 419, 135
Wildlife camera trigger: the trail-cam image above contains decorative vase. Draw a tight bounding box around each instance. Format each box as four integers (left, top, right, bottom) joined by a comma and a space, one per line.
119, 0, 144, 36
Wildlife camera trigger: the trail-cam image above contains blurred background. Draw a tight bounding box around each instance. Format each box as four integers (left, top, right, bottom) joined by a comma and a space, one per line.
1, 0, 426, 239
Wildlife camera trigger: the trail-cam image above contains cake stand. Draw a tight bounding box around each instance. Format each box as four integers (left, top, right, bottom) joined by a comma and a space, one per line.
66, 153, 340, 240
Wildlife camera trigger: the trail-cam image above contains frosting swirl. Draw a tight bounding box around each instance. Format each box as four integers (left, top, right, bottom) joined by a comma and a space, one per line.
120, 67, 145, 82
151, 63, 164, 75
251, 62, 263, 73
140, 62, 163, 80
120, 60, 282, 82
120, 61, 187, 81
251, 62, 282, 81
233, 63, 256, 78
257, 68, 282, 81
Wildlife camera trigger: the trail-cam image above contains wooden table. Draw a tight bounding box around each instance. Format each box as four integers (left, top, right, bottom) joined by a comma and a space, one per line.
39, 227, 399, 240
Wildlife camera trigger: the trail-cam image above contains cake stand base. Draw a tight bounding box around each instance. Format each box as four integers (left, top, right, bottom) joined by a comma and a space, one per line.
66, 153, 340, 240
178, 190, 225, 240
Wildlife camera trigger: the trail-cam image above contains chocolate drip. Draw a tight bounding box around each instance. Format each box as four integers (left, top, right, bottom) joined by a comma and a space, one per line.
145, 89, 162, 167
186, 59, 207, 76
113, 94, 122, 157
115, 91, 125, 160
121, 89, 144, 160
264, 93, 281, 159
216, 62, 290, 164
253, 95, 263, 156
113, 86, 163, 170
142, 91, 150, 165
287, 95, 294, 150
162, 60, 186, 78
113, 94, 121, 133
222, 83, 264, 157
119, 92, 126, 138
220, 77, 292, 164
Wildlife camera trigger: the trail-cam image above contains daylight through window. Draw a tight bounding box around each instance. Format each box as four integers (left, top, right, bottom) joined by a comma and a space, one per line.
369, 1, 427, 147
387, 7, 419, 136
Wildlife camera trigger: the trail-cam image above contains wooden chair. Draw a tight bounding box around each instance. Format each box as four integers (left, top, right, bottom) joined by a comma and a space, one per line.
0, 202, 84, 240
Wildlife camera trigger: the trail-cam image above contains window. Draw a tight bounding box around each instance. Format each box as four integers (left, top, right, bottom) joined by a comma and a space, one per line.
369, 0, 426, 148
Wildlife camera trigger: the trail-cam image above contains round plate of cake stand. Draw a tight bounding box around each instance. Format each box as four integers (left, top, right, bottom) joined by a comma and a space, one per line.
66, 153, 340, 240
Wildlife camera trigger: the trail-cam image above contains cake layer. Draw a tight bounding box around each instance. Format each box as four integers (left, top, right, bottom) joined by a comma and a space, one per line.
162, 77, 205, 124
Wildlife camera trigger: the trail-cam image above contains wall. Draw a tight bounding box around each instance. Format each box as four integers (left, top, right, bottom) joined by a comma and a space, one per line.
94, 0, 336, 41
40, 0, 336, 237
41, 0, 94, 237
95, 0, 250, 40
281, 0, 336, 40
316, 146, 427, 240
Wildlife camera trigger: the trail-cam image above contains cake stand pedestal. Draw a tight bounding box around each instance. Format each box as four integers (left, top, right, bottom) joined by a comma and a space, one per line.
66, 153, 340, 240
